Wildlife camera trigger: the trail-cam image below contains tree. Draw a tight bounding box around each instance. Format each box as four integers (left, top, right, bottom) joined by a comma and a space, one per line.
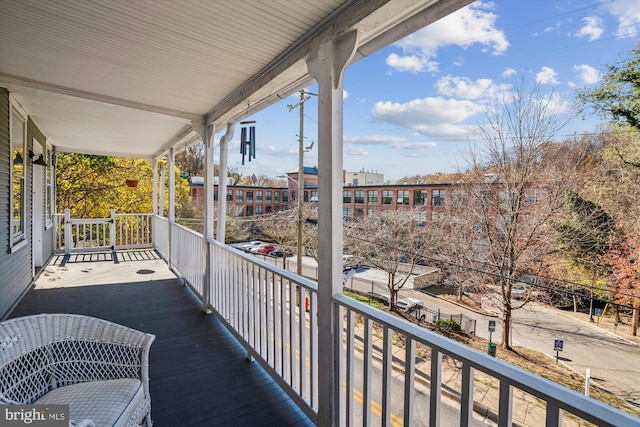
258, 210, 299, 268
457, 80, 572, 350
56, 153, 191, 217
577, 42, 640, 134
602, 234, 640, 336
345, 208, 441, 310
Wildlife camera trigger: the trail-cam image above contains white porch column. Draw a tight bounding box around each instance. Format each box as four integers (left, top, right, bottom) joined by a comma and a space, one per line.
307, 29, 358, 427
159, 164, 166, 218
168, 147, 176, 222
217, 124, 234, 243
193, 120, 215, 313
152, 158, 158, 216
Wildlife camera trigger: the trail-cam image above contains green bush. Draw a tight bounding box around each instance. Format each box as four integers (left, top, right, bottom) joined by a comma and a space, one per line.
434, 319, 462, 332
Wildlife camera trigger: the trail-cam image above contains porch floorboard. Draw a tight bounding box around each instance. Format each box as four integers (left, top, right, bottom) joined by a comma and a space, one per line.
10, 251, 313, 427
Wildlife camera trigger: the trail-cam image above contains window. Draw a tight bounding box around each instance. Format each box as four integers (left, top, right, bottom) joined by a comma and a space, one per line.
304, 191, 309, 202
343, 208, 351, 222
214, 189, 218, 201
343, 190, 352, 203
266, 206, 272, 214
256, 205, 263, 215
415, 212, 427, 224
452, 190, 468, 208
397, 190, 409, 205
283, 191, 288, 202
367, 209, 377, 217
274, 191, 279, 202
246, 190, 253, 201
291, 191, 295, 201
226, 189, 233, 201
354, 208, 364, 218
368, 190, 378, 205
246, 206, 253, 216
266, 191, 272, 202
432, 190, 446, 206
354, 191, 364, 204
10, 102, 27, 245
310, 191, 318, 202
236, 190, 243, 202
256, 191, 263, 202
382, 190, 393, 205
413, 190, 427, 206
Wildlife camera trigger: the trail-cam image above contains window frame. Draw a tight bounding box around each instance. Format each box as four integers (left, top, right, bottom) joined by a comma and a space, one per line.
382, 190, 393, 205
367, 190, 378, 205
9, 97, 28, 250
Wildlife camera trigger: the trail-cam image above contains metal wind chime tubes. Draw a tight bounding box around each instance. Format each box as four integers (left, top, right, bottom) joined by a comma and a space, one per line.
240, 120, 256, 165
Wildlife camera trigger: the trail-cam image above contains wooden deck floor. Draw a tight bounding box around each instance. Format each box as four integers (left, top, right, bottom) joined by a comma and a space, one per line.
10, 251, 313, 427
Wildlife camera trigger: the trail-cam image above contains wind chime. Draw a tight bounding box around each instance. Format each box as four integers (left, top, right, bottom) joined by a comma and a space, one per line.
240, 120, 256, 165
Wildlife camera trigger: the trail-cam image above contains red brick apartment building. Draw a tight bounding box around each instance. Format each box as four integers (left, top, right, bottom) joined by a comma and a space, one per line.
189, 169, 451, 222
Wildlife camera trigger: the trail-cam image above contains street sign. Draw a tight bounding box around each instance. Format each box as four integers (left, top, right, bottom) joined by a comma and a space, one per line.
554, 339, 564, 351
594, 308, 603, 316
488, 320, 496, 332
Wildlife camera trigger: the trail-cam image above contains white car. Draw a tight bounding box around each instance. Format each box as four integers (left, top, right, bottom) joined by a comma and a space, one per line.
241, 241, 262, 252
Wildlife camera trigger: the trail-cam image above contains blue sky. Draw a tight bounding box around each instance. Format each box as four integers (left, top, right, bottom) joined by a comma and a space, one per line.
222, 0, 640, 182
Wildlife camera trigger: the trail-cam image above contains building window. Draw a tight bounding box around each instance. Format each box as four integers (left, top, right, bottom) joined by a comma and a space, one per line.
226, 189, 233, 201
246, 206, 253, 216
397, 190, 409, 205
291, 191, 296, 201
354, 208, 364, 218
266, 191, 272, 202
256, 205, 263, 215
266, 206, 272, 214
256, 191, 263, 202
432, 189, 446, 206
343, 190, 352, 203
274, 191, 279, 202
10, 103, 27, 245
343, 208, 351, 222
236, 190, 243, 202
414, 190, 427, 206
355, 191, 364, 204
452, 190, 468, 207
368, 190, 378, 205
367, 209, 377, 217
382, 190, 393, 205
214, 189, 218, 201
304, 191, 309, 202
310, 191, 318, 202
415, 212, 427, 225
246, 190, 253, 201
283, 191, 288, 202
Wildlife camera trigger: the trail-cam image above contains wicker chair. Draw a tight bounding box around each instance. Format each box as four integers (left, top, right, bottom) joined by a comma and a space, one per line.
0, 314, 155, 427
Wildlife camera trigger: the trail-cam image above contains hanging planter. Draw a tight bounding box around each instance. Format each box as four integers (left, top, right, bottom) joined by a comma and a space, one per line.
125, 179, 139, 188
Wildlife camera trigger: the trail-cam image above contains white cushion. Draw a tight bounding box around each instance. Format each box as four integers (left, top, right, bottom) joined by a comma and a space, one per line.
36, 379, 143, 427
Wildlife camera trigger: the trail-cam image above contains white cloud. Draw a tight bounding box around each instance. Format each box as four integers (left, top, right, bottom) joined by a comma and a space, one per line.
385, 53, 436, 73
604, 0, 640, 38
536, 66, 559, 85
387, 1, 509, 73
345, 146, 367, 156
574, 64, 600, 85
370, 97, 483, 138
574, 16, 604, 41
436, 75, 511, 100
343, 90, 349, 100
344, 135, 407, 146
502, 67, 516, 78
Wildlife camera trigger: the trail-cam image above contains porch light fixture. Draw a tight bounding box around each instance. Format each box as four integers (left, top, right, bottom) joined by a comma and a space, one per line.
13, 152, 23, 165
33, 154, 48, 166
239, 120, 256, 165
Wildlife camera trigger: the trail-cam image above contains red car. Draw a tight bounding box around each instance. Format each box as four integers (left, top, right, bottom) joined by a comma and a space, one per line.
254, 244, 276, 254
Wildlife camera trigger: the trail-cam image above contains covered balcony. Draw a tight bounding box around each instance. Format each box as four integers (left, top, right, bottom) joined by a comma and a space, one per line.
1, 1, 638, 426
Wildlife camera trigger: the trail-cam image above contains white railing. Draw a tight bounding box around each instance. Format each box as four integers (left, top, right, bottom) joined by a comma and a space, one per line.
207, 240, 319, 423
54, 210, 153, 254
169, 222, 205, 296
196, 242, 638, 427
152, 215, 169, 259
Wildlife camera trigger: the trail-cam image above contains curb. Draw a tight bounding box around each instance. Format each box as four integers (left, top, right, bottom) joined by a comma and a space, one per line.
420, 290, 499, 318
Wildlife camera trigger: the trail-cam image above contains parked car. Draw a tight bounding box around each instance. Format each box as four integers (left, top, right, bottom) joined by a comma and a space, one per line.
267, 249, 292, 258
342, 255, 364, 271
252, 243, 276, 254
397, 297, 428, 321
241, 241, 262, 252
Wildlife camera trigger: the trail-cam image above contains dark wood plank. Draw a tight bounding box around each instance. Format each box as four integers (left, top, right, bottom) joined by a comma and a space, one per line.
11, 272, 313, 427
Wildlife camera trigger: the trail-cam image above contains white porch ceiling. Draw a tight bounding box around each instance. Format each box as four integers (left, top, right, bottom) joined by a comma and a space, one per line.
0, 0, 471, 159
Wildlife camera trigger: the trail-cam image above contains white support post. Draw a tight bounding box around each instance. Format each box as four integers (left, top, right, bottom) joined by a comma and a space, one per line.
110, 209, 117, 250
167, 148, 175, 269
64, 208, 72, 255
159, 164, 166, 218
307, 29, 358, 427
217, 124, 233, 244
193, 120, 214, 314
152, 158, 158, 216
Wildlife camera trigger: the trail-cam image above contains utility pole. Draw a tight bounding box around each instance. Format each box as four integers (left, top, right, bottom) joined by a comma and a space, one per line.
288, 90, 316, 276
